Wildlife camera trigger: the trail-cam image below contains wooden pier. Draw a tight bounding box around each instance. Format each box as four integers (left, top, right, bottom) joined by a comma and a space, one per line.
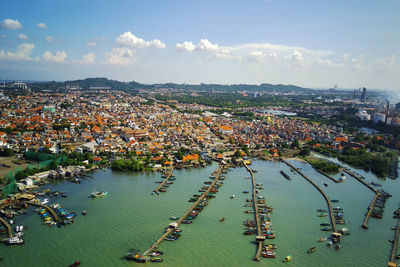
244, 163, 265, 261
153, 167, 174, 194
389, 206, 400, 266
142, 166, 223, 257
341, 168, 381, 229
0, 216, 13, 239
24, 202, 59, 222
316, 169, 340, 183
281, 159, 337, 233
342, 169, 378, 194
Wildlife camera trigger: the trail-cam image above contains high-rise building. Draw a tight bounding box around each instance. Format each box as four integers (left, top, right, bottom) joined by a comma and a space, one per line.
360, 87, 367, 102
395, 102, 400, 114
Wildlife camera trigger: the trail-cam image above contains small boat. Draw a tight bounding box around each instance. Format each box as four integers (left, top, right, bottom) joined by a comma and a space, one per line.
370, 182, 382, 187
317, 209, 327, 212
280, 170, 291, 180
91, 189, 107, 198
317, 237, 327, 242
318, 213, 328, 217
283, 255, 292, 262
340, 228, 350, 235
324, 183, 328, 187
243, 190, 249, 194
231, 194, 235, 199
321, 227, 332, 231
335, 244, 341, 250
307, 246, 316, 254
339, 173, 346, 181
264, 244, 277, 250
170, 216, 179, 220
69, 261, 81, 267
219, 218, 225, 222
82, 211, 87, 215
181, 220, 192, 224
331, 199, 339, 203
327, 241, 333, 247
165, 236, 178, 241
6, 237, 24, 245
320, 223, 330, 226
151, 258, 163, 262
262, 251, 276, 258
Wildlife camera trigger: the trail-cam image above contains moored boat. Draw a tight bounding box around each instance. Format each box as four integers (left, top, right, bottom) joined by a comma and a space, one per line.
283, 255, 292, 262
317, 237, 327, 242
307, 246, 316, 254
91, 189, 107, 198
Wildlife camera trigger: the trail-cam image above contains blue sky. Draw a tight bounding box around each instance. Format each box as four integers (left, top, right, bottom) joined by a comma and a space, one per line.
0, 0, 399, 90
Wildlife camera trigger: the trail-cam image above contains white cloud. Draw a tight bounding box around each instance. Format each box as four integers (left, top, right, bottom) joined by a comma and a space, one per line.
82, 53, 96, 63
215, 49, 241, 60
176, 41, 195, 52
37, 23, 48, 29
45, 36, 55, 43
116, 31, 166, 49
42, 50, 67, 62
105, 47, 135, 64
18, 33, 28, 40
86, 42, 96, 47
196, 39, 219, 51
0, 19, 22, 30
176, 39, 219, 52
372, 55, 396, 71
0, 43, 34, 61
248, 51, 277, 61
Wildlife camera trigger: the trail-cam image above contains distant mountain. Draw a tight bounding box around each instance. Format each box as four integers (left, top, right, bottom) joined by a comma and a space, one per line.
27, 77, 313, 93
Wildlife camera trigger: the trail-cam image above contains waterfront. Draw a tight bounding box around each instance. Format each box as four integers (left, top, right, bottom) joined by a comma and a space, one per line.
2, 159, 399, 266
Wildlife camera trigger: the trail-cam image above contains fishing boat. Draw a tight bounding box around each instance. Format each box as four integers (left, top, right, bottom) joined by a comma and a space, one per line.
317, 237, 327, 242
150, 258, 163, 262
324, 183, 328, 187
262, 251, 276, 258
181, 220, 192, 224
264, 244, 277, 250
127, 253, 148, 263
231, 194, 236, 199
318, 213, 328, 217
91, 189, 107, 198
149, 251, 163, 257
242, 190, 249, 194
340, 228, 350, 235
370, 182, 382, 187
321, 227, 332, 231
317, 209, 327, 212
320, 223, 331, 226
327, 241, 333, 247
307, 246, 316, 254
283, 255, 292, 262
170, 216, 179, 220
280, 170, 291, 180
219, 218, 225, 222
331, 199, 339, 202
6, 237, 24, 245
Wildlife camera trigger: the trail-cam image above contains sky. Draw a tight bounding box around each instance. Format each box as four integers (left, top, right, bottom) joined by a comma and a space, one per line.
0, 0, 400, 91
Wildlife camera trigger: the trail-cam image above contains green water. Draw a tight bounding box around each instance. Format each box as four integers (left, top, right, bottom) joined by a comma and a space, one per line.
2, 159, 399, 267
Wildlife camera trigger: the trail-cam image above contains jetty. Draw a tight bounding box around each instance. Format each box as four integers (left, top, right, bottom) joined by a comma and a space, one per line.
341, 168, 381, 229
389, 206, 400, 266
142, 166, 223, 258
24, 201, 59, 222
244, 163, 265, 261
316, 169, 340, 183
153, 167, 174, 194
0, 216, 13, 239
281, 159, 337, 233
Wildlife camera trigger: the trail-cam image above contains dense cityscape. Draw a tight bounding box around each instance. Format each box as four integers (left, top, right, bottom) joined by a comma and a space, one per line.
1, 1, 400, 266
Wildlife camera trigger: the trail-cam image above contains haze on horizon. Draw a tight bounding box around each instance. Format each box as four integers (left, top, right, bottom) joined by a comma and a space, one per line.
0, 0, 399, 91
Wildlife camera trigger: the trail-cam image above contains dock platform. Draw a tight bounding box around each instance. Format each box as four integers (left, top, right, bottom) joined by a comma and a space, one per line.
153, 167, 174, 194
142, 166, 224, 258
389, 205, 400, 266
244, 163, 264, 261
24, 201, 59, 222
281, 159, 337, 233
0, 216, 13, 239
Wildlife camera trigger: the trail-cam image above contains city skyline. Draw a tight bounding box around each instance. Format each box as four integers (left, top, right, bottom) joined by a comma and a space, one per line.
0, 0, 399, 90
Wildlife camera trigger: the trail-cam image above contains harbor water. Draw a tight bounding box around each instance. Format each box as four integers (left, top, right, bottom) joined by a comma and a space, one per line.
2, 159, 399, 266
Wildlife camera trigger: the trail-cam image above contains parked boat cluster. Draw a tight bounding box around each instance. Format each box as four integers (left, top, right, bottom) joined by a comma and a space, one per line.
51, 204, 76, 225
372, 190, 391, 219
